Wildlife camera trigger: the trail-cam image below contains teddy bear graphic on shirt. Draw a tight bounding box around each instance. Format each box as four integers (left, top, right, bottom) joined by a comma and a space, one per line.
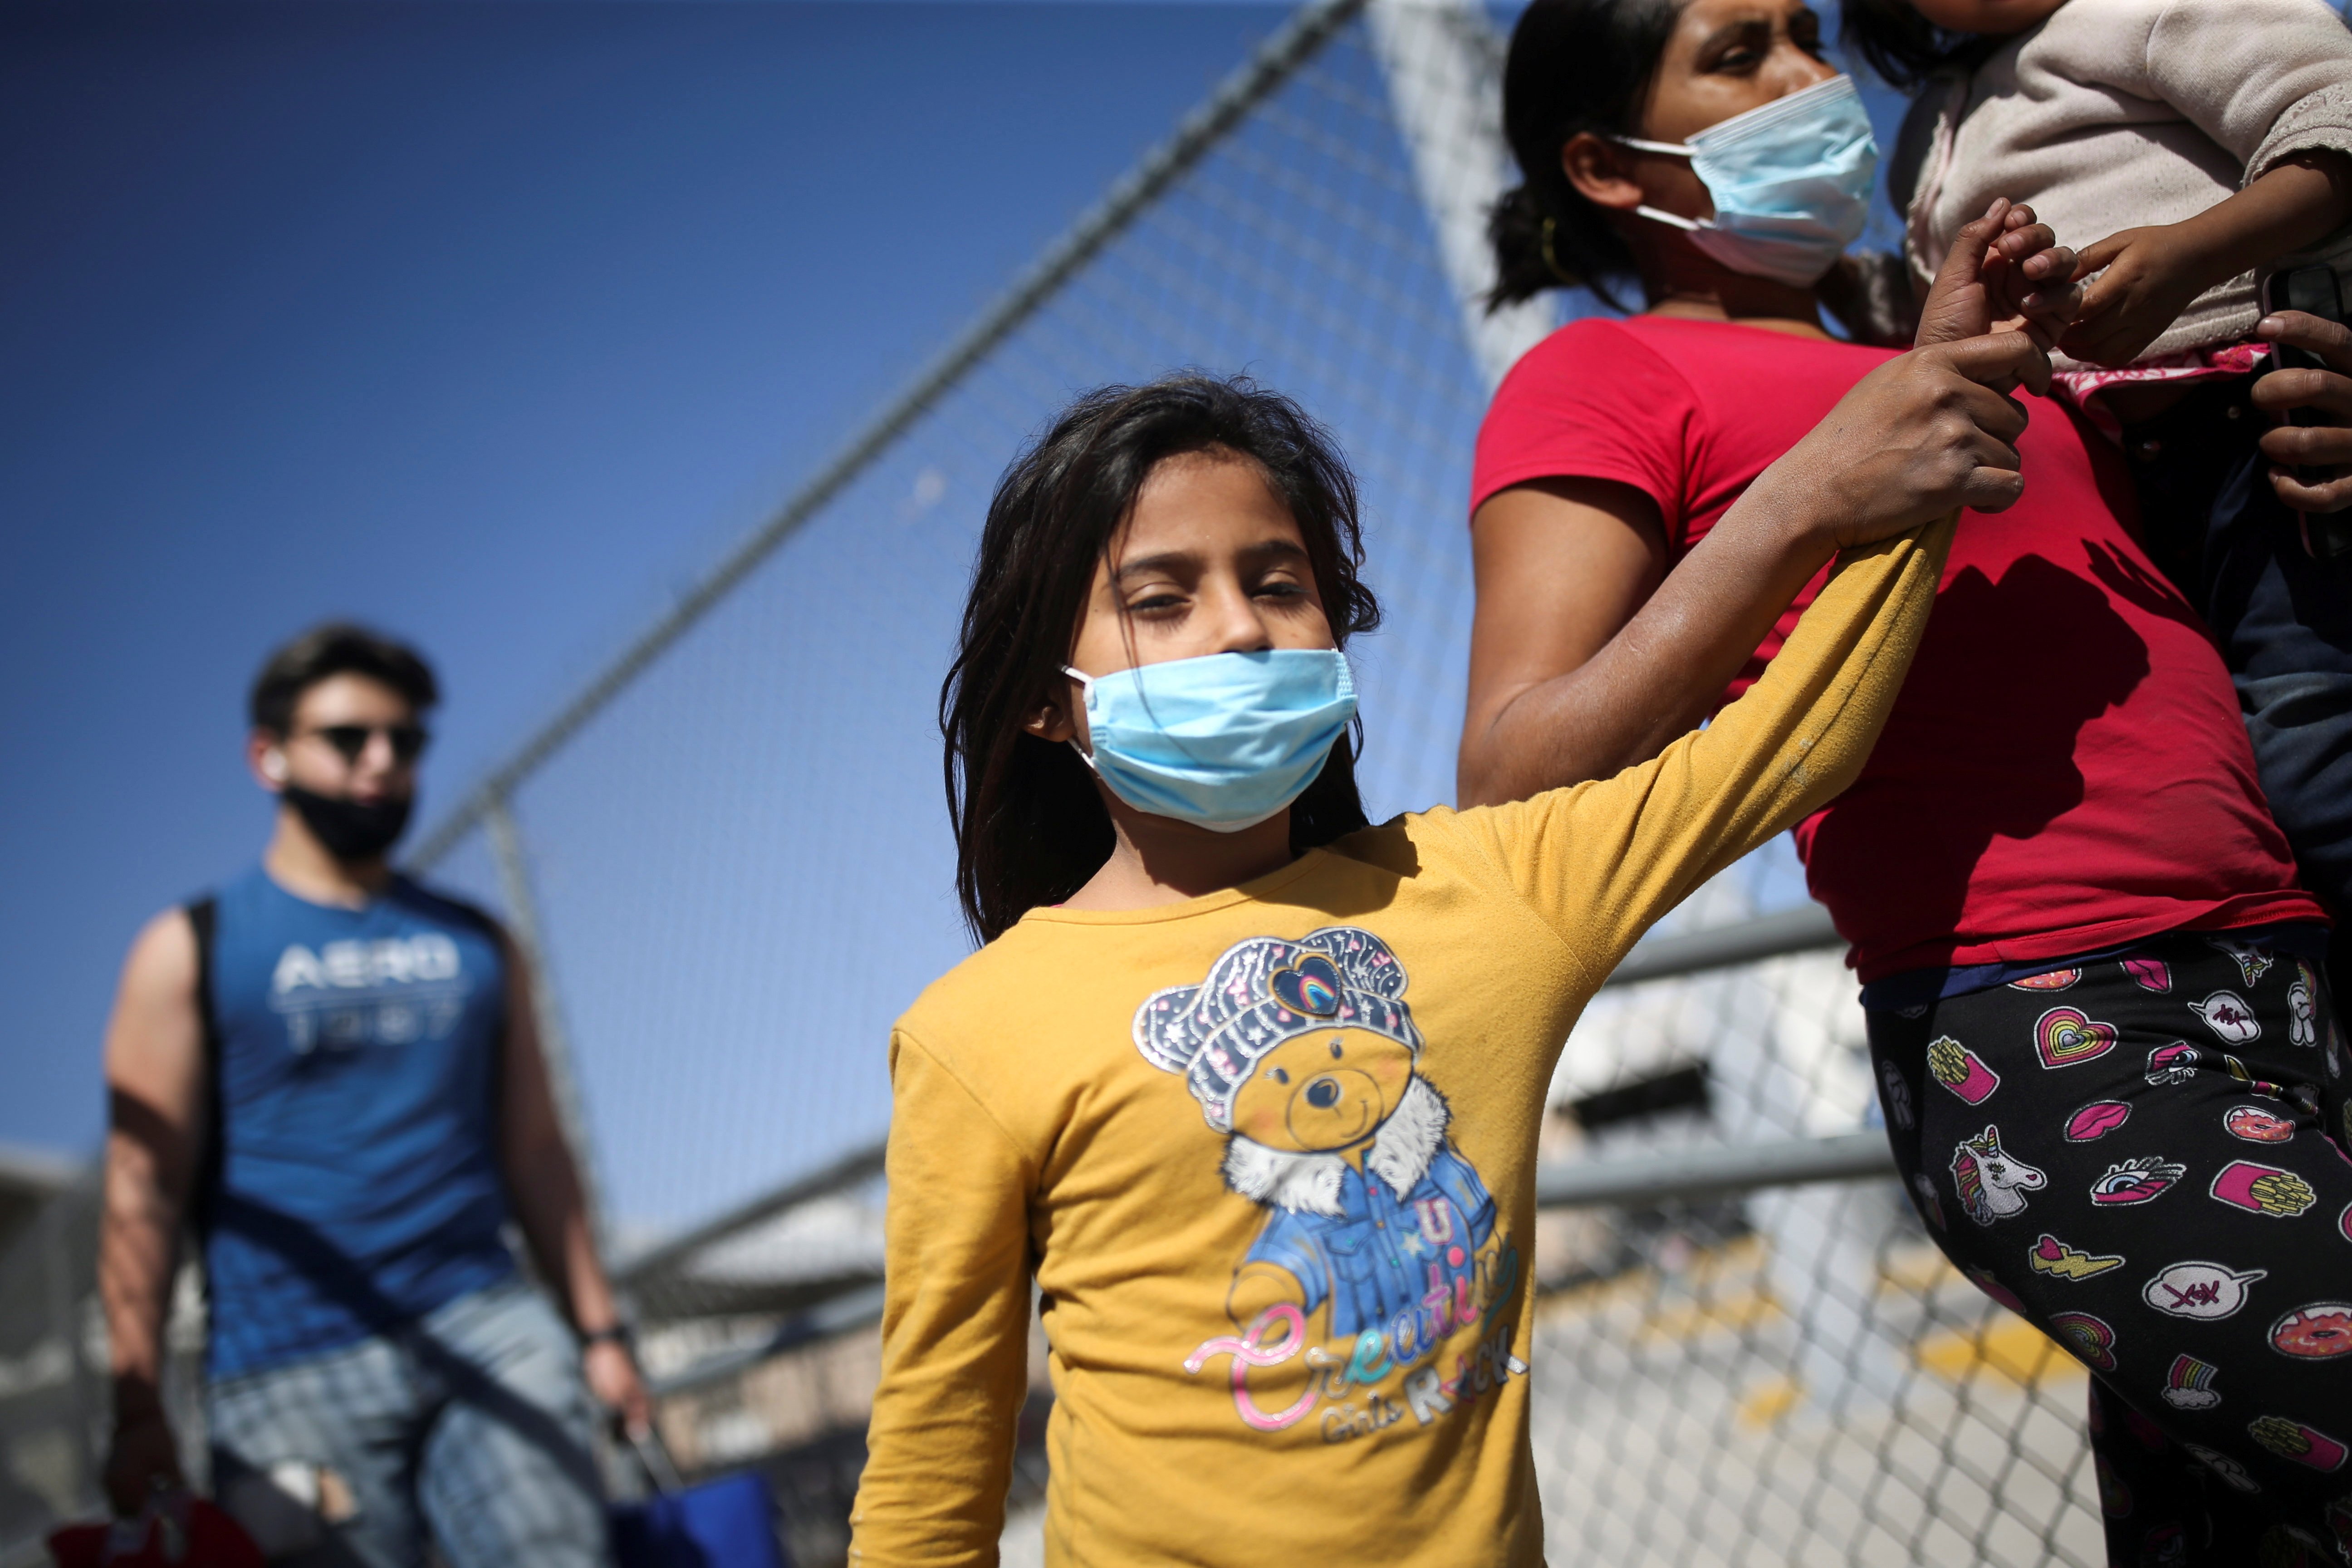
1133, 926, 1525, 1442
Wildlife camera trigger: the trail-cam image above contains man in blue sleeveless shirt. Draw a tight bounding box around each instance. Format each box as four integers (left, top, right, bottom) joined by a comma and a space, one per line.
97, 625, 647, 1567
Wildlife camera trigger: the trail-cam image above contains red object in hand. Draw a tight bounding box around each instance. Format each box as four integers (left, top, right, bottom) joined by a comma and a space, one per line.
48, 1496, 263, 1568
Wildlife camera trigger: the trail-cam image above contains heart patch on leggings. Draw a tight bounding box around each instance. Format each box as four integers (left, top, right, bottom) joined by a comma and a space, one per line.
2035, 1007, 2117, 1069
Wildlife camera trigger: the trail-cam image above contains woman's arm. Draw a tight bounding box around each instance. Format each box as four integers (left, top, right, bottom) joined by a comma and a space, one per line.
850, 1031, 1036, 1567
1457, 478, 1669, 807
1460, 474, 1845, 808
1459, 333, 2032, 807
1459, 200, 2073, 810
1455, 328, 2047, 979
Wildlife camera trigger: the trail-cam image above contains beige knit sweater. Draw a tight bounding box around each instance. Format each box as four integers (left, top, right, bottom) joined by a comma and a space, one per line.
1892, 0, 2352, 369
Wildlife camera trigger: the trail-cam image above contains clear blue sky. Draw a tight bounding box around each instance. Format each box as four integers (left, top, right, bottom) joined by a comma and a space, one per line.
0, 0, 1299, 1165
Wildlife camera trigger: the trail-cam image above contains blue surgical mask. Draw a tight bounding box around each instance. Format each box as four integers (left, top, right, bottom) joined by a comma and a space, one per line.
1065, 649, 1357, 833
1616, 73, 1878, 289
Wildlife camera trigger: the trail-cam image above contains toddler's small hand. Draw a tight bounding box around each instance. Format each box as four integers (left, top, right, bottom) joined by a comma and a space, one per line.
2061, 226, 2209, 366
1916, 199, 2080, 350
1987, 203, 2082, 348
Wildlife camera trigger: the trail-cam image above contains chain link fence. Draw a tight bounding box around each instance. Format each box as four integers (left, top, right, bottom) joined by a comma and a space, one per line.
1515, 892, 2104, 1568
2, 3, 2119, 1563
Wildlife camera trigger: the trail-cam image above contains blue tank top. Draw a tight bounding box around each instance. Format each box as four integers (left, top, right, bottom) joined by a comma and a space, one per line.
200, 866, 516, 1378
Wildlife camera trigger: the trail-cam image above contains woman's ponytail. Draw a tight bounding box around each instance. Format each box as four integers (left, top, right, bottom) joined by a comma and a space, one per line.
1488, 184, 1581, 311
1487, 181, 1641, 315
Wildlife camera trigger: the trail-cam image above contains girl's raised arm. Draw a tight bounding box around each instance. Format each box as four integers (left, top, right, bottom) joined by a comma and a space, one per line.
850, 1029, 1036, 1565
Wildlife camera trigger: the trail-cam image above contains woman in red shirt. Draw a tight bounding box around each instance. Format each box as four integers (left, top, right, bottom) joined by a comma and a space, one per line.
1461, 0, 2352, 1559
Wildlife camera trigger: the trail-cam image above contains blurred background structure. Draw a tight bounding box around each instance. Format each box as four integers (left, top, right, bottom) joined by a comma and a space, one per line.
3, 1, 2147, 1563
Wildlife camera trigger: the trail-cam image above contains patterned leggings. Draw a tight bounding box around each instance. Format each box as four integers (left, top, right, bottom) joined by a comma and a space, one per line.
1867, 926, 2352, 1566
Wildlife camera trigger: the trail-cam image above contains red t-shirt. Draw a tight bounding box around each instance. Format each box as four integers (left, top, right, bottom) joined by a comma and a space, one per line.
1472, 314, 2322, 981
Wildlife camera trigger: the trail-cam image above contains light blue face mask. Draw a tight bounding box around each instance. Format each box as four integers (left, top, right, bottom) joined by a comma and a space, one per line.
1616, 73, 1878, 289
1065, 648, 1357, 833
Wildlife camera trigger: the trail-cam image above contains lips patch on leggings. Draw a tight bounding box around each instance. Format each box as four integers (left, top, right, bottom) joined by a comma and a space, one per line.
2065, 1101, 2130, 1141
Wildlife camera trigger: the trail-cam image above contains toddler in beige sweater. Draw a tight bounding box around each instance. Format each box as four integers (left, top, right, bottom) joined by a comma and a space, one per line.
1856, 0, 2352, 401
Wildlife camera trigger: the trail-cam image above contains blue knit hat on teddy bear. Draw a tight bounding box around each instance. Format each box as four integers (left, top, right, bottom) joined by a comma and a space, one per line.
1132, 924, 1422, 1132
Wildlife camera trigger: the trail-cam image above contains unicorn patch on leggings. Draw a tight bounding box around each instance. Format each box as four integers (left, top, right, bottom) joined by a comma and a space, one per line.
1950, 1125, 2045, 1225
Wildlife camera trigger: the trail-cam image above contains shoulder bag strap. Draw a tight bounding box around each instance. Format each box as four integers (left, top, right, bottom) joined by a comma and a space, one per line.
182, 896, 223, 1242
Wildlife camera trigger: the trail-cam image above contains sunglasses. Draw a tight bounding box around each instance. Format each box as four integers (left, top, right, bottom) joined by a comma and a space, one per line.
298, 723, 430, 765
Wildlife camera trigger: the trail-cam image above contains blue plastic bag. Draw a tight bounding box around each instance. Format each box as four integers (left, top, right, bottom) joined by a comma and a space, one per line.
610, 1471, 787, 1568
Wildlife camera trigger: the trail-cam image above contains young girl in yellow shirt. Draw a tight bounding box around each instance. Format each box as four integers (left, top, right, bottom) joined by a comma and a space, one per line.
849, 209, 2065, 1566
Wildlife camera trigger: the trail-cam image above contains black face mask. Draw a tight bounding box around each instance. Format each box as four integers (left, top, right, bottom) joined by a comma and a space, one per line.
282, 785, 413, 863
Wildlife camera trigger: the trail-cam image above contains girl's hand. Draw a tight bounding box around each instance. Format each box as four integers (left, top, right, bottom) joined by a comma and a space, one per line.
2060, 225, 2210, 366
1915, 198, 2081, 352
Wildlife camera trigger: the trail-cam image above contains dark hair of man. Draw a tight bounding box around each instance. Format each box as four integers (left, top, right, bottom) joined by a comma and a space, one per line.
1836, 0, 1998, 91
250, 623, 440, 736
1488, 0, 1685, 314
941, 374, 1382, 946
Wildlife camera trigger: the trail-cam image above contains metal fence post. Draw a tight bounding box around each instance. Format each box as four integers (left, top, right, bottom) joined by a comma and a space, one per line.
38, 1194, 93, 1520
480, 794, 610, 1257
1365, 0, 1555, 390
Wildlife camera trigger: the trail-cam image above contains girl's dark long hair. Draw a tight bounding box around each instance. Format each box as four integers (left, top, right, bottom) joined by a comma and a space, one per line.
941, 374, 1382, 945
1488, 0, 1682, 314
1837, 0, 1999, 90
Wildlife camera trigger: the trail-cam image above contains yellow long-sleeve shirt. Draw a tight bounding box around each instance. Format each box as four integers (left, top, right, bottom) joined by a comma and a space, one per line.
852, 516, 1954, 1566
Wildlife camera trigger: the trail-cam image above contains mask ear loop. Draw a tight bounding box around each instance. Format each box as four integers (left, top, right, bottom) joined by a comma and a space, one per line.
1060, 666, 1101, 769
1605, 135, 1714, 237
1632, 206, 1709, 234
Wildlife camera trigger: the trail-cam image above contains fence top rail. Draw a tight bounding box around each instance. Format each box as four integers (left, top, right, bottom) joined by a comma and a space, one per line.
407, 0, 1370, 870
1532, 1129, 1893, 1209
1601, 902, 1840, 987
0, 1143, 84, 1199
617, 1138, 888, 1289
644, 1127, 1900, 1390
